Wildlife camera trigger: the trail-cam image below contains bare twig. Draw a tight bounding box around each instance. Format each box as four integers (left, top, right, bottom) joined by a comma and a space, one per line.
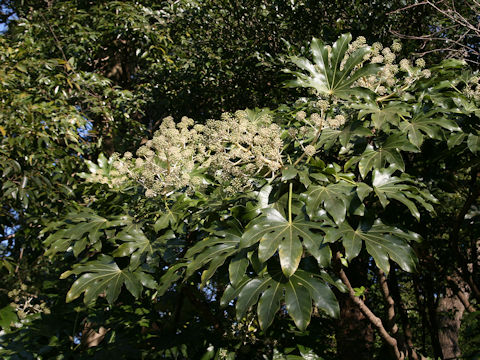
15, 247, 24, 274
388, 0, 480, 62
386, 1, 429, 15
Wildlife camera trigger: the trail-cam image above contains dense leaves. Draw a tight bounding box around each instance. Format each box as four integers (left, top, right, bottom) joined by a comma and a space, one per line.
1, 2, 480, 359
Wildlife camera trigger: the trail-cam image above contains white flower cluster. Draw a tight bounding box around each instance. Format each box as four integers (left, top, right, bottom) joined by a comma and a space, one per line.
463, 75, 480, 100
296, 111, 346, 130
202, 110, 283, 195
8, 285, 50, 319
114, 112, 283, 197
127, 116, 202, 197
348, 37, 431, 94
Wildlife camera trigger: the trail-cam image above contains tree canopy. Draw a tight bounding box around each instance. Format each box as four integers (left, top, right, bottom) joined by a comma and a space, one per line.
1, 1, 479, 359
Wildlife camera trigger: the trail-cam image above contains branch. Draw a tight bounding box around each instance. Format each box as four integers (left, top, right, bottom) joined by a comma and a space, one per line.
14, 247, 24, 274
390, 267, 423, 360
0, 234, 15, 241
446, 275, 476, 313
378, 269, 399, 336
390, 30, 480, 57
388, 0, 480, 61
386, 1, 429, 15
425, 0, 480, 35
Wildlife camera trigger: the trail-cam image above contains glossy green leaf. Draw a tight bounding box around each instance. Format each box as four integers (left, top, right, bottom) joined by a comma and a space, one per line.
60, 255, 155, 305
44, 210, 123, 256
229, 253, 249, 287
398, 108, 460, 148
357, 101, 410, 129
112, 225, 152, 269
304, 181, 354, 224
358, 133, 419, 178
467, 133, 480, 153
185, 230, 241, 285
372, 167, 436, 220
285, 279, 312, 330
282, 166, 299, 181
240, 208, 325, 277
233, 268, 338, 331
292, 270, 339, 318
324, 220, 420, 273
0, 305, 17, 331
285, 33, 380, 99
257, 281, 283, 330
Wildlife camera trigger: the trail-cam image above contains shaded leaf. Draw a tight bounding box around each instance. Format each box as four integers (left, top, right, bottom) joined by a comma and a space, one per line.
0, 305, 17, 331
232, 268, 338, 331
372, 167, 436, 220
358, 133, 419, 178
324, 220, 420, 273
61, 255, 155, 305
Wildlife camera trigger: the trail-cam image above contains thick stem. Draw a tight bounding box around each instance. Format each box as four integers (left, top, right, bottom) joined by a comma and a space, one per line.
413, 276, 428, 353
446, 275, 476, 313
288, 182, 293, 224
378, 269, 399, 336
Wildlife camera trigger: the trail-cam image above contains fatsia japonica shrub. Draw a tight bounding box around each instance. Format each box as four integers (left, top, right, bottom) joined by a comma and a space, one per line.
43, 33, 480, 336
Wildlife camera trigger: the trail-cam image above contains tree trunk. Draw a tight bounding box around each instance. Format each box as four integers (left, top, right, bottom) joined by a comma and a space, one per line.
437, 283, 468, 359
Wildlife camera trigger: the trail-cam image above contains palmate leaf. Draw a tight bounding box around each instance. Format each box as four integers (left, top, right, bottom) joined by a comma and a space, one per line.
156, 229, 244, 293
240, 208, 329, 277
318, 121, 371, 151
112, 224, 153, 269
358, 133, 419, 178
220, 268, 339, 331
77, 153, 127, 189
231, 185, 273, 222
356, 101, 411, 130
398, 107, 460, 148
304, 181, 355, 224
60, 255, 157, 305
153, 195, 193, 232
44, 210, 131, 257
318, 128, 342, 149
184, 229, 242, 285
372, 167, 437, 220
324, 220, 421, 274
284, 33, 381, 99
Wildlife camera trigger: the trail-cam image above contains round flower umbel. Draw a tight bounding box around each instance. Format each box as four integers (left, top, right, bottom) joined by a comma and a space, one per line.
114, 115, 203, 197
114, 111, 284, 197
202, 110, 283, 194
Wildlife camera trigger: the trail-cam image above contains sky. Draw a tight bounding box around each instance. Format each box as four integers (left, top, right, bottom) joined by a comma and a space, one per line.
0, 5, 16, 33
